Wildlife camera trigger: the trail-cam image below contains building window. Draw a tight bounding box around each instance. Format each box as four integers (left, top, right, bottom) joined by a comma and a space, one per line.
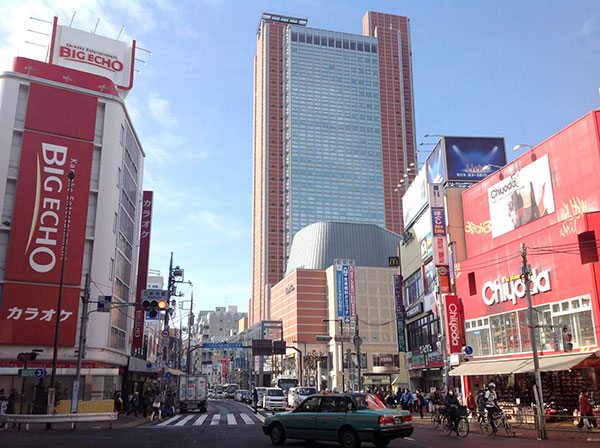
403, 269, 423, 306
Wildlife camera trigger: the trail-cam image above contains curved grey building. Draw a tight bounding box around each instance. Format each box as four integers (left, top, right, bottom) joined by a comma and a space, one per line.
285, 221, 401, 275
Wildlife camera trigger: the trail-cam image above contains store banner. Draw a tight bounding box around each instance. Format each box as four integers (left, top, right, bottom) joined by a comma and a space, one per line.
343, 265, 350, 323
394, 275, 407, 352
403, 166, 428, 230
132, 191, 153, 348
487, 154, 555, 238
336, 264, 343, 319
444, 295, 464, 354
349, 265, 356, 323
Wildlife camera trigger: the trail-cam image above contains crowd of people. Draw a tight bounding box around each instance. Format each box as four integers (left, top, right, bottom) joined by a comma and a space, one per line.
113, 389, 176, 422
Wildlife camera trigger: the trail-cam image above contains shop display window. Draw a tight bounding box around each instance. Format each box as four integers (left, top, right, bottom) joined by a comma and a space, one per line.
490, 312, 520, 355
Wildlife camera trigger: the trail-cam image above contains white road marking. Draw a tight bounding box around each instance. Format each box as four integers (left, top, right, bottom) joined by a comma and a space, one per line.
405, 437, 416, 441
210, 414, 221, 425
255, 413, 265, 423
227, 414, 237, 425
240, 414, 254, 425
157, 415, 182, 426
193, 414, 208, 426
175, 415, 195, 426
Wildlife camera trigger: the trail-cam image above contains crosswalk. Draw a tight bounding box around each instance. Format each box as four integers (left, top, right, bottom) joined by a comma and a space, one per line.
144, 412, 263, 428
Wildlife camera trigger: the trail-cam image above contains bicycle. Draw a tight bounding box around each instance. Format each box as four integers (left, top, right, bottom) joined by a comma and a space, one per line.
480, 409, 516, 437
430, 406, 444, 430
442, 406, 469, 438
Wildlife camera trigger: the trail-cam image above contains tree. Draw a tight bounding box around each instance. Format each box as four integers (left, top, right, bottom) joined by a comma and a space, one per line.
304, 350, 323, 387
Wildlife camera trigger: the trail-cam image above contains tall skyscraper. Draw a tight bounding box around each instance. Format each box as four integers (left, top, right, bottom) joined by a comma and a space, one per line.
251, 12, 416, 325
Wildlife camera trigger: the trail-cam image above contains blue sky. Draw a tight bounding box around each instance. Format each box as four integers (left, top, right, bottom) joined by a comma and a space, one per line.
0, 0, 598, 318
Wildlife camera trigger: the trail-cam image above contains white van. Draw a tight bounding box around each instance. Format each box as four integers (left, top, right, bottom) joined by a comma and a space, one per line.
262, 387, 286, 412
287, 387, 317, 408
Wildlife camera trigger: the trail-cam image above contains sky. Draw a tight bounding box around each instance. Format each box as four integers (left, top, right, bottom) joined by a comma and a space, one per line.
0, 0, 598, 319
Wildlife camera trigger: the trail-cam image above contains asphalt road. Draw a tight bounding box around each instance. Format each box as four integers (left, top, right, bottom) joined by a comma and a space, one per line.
1, 399, 596, 447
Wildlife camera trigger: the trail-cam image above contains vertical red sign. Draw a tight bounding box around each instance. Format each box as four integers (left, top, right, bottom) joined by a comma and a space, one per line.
444, 295, 464, 354
132, 191, 153, 348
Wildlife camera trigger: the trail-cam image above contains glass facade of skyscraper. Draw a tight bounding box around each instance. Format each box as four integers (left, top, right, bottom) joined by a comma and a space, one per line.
282, 26, 385, 256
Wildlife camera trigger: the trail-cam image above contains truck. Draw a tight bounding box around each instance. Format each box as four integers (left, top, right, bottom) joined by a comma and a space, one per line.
178, 375, 208, 413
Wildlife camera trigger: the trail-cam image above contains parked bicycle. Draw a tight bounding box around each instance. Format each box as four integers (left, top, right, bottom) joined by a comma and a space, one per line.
480, 410, 516, 437
442, 405, 469, 438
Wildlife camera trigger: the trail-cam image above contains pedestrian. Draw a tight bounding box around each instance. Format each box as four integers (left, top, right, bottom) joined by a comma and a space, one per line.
578, 390, 598, 430
165, 393, 174, 417
415, 389, 426, 418
466, 391, 476, 416
7, 389, 17, 428
150, 393, 163, 422
385, 389, 396, 408
400, 388, 413, 411
127, 391, 140, 417
113, 392, 123, 414
252, 387, 258, 414
142, 390, 151, 418
432, 386, 443, 410
485, 383, 500, 434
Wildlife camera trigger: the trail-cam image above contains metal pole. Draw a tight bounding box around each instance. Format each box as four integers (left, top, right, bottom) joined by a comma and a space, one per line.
187, 292, 194, 374
436, 267, 450, 391
521, 243, 547, 440
339, 320, 345, 392
73, 273, 91, 417
49, 171, 75, 417
355, 314, 361, 392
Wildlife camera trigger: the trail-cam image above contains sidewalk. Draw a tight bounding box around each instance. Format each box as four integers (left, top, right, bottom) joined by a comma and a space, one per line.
412, 414, 600, 442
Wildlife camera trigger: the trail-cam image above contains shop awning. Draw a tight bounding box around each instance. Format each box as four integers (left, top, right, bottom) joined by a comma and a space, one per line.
168, 368, 187, 376
449, 358, 530, 376
512, 352, 596, 373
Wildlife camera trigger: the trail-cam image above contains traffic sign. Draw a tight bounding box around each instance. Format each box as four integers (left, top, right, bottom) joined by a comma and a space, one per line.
146, 362, 153, 369
204, 342, 242, 350
18, 368, 47, 378
161, 330, 169, 338
34, 368, 47, 378
463, 346, 474, 356
165, 372, 172, 379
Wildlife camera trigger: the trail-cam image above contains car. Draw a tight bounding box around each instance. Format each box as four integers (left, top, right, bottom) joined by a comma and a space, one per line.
263, 387, 287, 412
287, 387, 317, 408
208, 389, 215, 399
235, 389, 249, 402
242, 390, 252, 403
262, 393, 413, 448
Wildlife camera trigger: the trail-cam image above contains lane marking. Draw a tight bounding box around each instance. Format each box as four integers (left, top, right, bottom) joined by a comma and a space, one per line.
175, 415, 195, 426
193, 414, 208, 426
210, 414, 221, 425
405, 437, 416, 441
240, 414, 254, 425
227, 414, 237, 425
157, 415, 182, 426
255, 413, 265, 423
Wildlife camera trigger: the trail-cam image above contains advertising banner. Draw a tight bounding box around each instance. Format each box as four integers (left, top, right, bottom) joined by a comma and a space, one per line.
444, 295, 464, 354
420, 232, 432, 261
427, 141, 445, 184
49, 19, 136, 92
133, 191, 153, 348
402, 166, 428, 230
444, 136, 506, 182
343, 265, 350, 323
487, 154, 555, 238
394, 275, 406, 352
336, 264, 344, 319
349, 265, 356, 323
433, 236, 449, 267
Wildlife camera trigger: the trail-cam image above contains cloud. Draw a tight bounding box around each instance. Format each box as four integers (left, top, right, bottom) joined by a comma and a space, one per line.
581, 16, 598, 37
148, 92, 177, 128
189, 210, 244, 240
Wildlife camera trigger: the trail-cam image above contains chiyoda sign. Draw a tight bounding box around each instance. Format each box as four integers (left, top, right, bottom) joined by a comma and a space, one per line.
49, 18, 136, 92
481, 267, 551, 306
444, 295, 463, 354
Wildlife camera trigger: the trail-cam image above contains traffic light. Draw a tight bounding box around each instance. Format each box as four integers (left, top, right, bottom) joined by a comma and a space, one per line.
157, 299, 168, 311
562, 326, 573, 352
142, 299, 159, 318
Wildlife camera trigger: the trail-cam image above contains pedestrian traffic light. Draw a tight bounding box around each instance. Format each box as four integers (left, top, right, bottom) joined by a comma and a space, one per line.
562, 326, 573, 352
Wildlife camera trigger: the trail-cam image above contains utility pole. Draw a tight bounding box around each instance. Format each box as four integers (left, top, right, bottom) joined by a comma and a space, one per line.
355, 315, 362, 392
187, 291, 194, 374
521, 243, 547, 440
73, 273, 91, 416
339, 320, 345, 391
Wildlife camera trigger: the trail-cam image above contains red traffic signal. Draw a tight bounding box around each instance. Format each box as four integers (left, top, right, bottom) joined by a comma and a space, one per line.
158, 299, 168, 310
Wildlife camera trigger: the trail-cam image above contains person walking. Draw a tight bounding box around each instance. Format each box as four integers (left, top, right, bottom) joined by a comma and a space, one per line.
126, 391, 140, 417
400, 388, 413, 411
578, 390, 598, 430
385, 389, 396, 408
252, 387, 259, 414
6, 389, 17, 428
113, 392, 123, 414
165, 393, 174, 417
150, 393, 163, 422
415, 389, 426, 418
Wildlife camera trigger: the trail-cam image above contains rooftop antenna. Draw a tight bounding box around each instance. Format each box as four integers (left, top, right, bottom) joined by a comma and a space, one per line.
92, 18, 100, 34
69, 11, 76, 27
117, 25, 124, 40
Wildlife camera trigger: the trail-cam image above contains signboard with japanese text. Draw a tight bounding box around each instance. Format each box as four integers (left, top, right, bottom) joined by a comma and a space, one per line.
133, 191, 153, 348
336, 264, 344, 319
394, 275, 406, 352
335, 259, 355, 323
0, 83, 95, 346
349, 265, 356, 323
444, 295, 464, 354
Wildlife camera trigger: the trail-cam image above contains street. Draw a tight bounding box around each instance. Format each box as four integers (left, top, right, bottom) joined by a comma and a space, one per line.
2, 398, 599, 447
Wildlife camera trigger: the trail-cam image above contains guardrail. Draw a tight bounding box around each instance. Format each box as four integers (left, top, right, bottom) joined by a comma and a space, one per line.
1, 412, 118, 431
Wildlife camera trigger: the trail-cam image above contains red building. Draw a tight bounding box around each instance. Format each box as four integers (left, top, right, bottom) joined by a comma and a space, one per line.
453, 111, 600, 412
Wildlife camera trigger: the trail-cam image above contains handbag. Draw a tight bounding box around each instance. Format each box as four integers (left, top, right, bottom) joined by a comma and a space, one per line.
152, 399, 160, 408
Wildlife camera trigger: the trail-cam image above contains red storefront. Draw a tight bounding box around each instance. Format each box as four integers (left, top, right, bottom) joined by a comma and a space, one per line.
452, 111, 600, 413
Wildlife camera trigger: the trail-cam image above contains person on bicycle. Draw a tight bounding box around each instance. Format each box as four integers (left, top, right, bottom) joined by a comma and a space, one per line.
444, 387, 460, 429
485, 383, 500, 434
432, 386, 443, 409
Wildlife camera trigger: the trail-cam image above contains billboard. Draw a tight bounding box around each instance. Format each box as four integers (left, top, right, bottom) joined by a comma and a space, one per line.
487, 154, 555, 238
444, 295, 464, 354
443, 136, 506, 182
402, 166, 428, 230
426, 141, 445, 184
0, 84, 95, 346
49, 18, 136, 92
133, 191, 153, 348
335, 259, 355, 323
394, 275, 406, 352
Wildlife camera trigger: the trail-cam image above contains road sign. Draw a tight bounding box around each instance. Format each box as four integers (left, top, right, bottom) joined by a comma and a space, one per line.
71, 379, 81, 413
463, 346, 474, 356
146, 362, 153, 369
334, 335, 353, 343
161, 330, 169, 338
34, 368, 47, 378
18, 368, 46, 378
165, 372, 172, 379
205, 342, 242, 350
142, 289, 169, 300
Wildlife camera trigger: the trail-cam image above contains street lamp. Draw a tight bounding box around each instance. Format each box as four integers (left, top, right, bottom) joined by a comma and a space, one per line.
292, 340, 306, 386
513, 143, 534, 152
49, 170, 75, 416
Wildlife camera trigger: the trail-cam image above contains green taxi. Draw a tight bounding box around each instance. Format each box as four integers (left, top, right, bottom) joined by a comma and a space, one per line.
262, 393, 413, 448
